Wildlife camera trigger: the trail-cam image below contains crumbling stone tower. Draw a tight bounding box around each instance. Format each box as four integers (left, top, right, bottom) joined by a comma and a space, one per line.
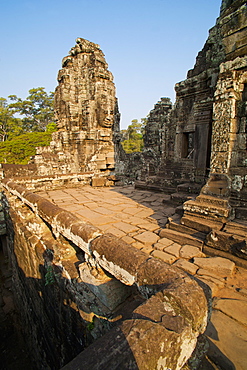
34, 38, 118, 178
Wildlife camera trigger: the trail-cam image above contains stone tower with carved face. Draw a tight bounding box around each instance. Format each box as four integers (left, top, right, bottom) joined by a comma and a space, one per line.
34, 38, 118, 176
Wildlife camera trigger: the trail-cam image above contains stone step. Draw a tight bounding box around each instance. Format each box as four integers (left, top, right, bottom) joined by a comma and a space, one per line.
181, 215, 223, 233
159, 228, 204, 248
167, 221, 207, 242
230, 197, 247, 208
223, 220, 247, 238
177, 182, 202, 194
196, 194, 230, 208
183, 198, 232, 220
134, 181, 176, 194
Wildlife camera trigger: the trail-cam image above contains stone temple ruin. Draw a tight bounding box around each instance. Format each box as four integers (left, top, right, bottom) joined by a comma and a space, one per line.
34, 37, 118, 179
0, 1, 247, 369
124, 0, 247, 221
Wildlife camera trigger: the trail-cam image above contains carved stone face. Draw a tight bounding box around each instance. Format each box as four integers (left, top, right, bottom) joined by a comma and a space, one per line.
96, 95, 114, 129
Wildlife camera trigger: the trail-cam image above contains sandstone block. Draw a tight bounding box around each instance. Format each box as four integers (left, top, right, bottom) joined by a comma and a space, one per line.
123, 207, 142, 216
179, 245, 204, 259
137, 222, 160, 232
91, 177, 106, 187
134, 231, 160, 246
159, 228, 203, 248
114, 221, 138, 234
181, 215, 223, 233
153, 242, 166, 251
141, 246, 154, 255
105, 227, 126, 238
136, 208, 154, 218
193, 257, 235, 277
79, 263, 130, 310
132, 241, 145, 250
214, 298, 247, 326
151, 250, 177, 264
206, 310, 247, 370
121, 235, 136, 244
206, 229, 247, 260
173, 259, 198, 275
224, 221, 247, 238
183, 195, 232, 222
196, 268, 225, 283
157, 237, 174, 247
164, 243, 181, 257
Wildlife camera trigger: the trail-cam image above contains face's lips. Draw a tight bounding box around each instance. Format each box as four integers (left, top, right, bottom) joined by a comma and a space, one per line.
101, 117, 112, 127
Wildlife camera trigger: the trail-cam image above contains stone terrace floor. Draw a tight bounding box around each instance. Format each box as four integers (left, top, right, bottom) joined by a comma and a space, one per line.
38, 185, 247, 370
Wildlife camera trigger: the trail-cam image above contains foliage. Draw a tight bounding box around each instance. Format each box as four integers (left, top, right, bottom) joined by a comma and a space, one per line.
45, 265, 56, 286
0, 98, 23, 141
0, 132, 52, 164
46, 121, 58, 133
8, 87, 54, 132
0, 87, 56, 164
121, 118, 147, 153
86, 320, 95, 331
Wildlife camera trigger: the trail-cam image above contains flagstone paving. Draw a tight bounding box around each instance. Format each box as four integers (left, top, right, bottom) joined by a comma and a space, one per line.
37, 185, 247, 369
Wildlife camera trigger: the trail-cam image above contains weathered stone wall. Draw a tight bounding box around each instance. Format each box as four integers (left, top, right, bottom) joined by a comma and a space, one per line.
211, 58, 247, 175
136, 12, 226, 188
183, 1, 247, 220
0, 163, 37, 179
144, 97, 173, 159
1, 179, 209, 369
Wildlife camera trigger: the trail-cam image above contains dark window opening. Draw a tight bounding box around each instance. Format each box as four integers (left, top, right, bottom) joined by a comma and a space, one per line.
242, 84, 247, 102
182, 132, 194, 159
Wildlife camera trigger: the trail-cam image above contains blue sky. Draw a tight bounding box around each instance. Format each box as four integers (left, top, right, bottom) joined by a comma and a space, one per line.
1, 0, 222, 129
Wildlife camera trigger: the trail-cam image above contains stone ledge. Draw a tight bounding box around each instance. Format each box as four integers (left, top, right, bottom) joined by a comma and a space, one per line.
1, 172, 95, 191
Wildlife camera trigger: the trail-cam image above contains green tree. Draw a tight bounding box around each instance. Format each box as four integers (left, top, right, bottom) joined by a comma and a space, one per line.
46, 122, 57, 133
8, 87, 54, 132
0, 132, 53, 164
0, 98, 23, 141
121, 118, 146, 153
